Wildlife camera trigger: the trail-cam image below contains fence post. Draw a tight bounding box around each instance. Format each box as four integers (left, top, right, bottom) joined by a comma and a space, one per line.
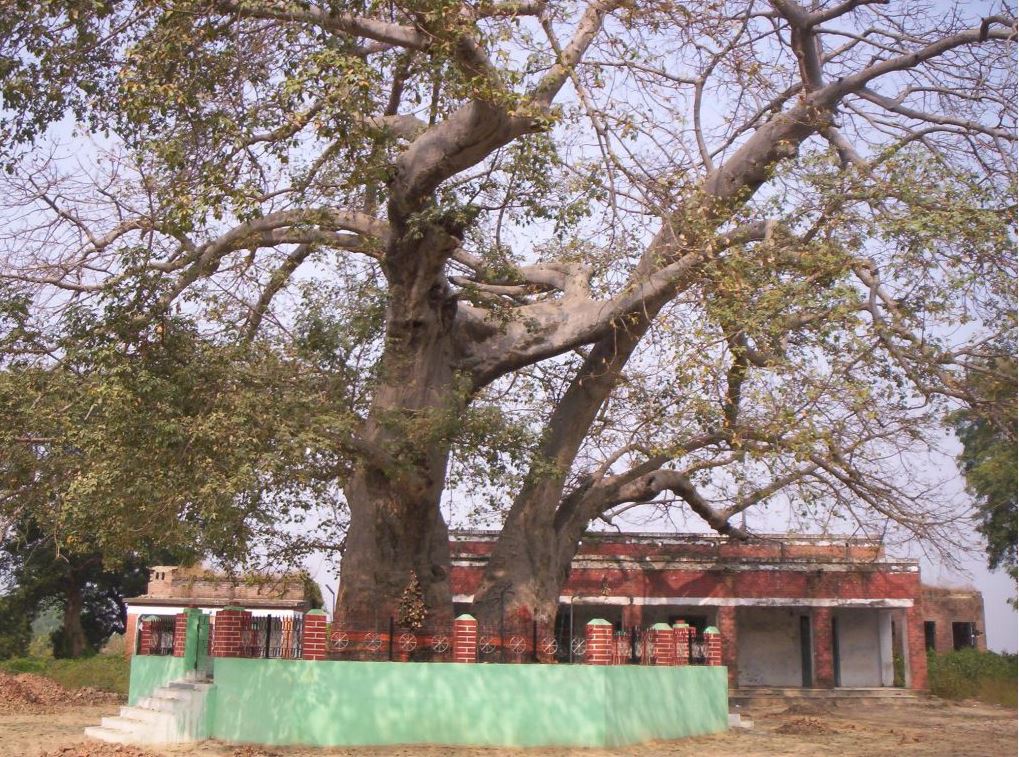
672, 621, 691, 665
138, 615, 156, 655
650, 622, 675, 665
704, 625, 722, 666
212, 606, 249, 658
585, 619, 613, 665
453, 614, 478, 663
302, 609, 328, 661
172, 612, 188, 657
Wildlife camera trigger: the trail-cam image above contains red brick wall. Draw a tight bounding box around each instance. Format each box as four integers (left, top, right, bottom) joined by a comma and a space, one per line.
451, 563, 920, 602
451, 535, 884, 562
137, 617, 153, 656
716, 606, 738, 687
906, 606, 929, 689
302, 610, 328, 661
172, 612, 188, 657
811, 607, 835, 688
125, 614, 138, 658
452, 615, 478, 663
211, 608, 250, 657
921, 587, 987, 652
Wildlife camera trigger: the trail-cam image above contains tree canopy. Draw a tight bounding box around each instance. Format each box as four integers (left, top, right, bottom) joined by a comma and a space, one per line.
0, 0, 1015, 626
950, 357, 1018, 599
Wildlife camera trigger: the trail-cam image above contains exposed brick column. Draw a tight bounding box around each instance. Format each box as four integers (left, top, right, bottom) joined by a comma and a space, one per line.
212, 606, 249, 658
585, 619, 613, 665
812, 607, 835, 688
672, 621, 691, 666
704, 626, 722, 666
137, 616, 155, 655
302, 609, 328, 661
125, 614, 139, 658
172, 612, 188, 657
905, 605, 929, 690
452, 614, 478, 663
716, 605, 738, 687
650, 623, 675, 665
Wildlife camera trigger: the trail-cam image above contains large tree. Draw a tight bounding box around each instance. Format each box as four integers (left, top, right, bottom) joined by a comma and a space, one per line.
0, 1, 1014, 627
950, 357, 1018, 598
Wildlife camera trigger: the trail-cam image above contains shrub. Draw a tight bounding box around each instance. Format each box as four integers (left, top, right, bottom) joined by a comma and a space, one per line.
0, 653, 129, 695
928, 648, 1018, 707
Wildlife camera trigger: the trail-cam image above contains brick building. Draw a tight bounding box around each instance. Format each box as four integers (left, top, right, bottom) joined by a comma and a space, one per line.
449, 531, 987, 690
920, 585, 987, 653
124, 565, 311, 656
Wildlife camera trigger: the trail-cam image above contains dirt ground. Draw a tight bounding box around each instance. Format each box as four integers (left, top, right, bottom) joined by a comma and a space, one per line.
1, 696, 1016, 757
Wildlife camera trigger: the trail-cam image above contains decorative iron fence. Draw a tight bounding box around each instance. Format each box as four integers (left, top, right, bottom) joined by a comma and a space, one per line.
327, 617, 454, 662
323, 617, 717, 665
238, 615, 304, 659
475, 620, 558, 664
137, 615, 176, 655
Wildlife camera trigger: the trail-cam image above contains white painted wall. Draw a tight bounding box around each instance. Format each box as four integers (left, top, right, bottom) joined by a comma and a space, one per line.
835, 609, 884, 687
878, 610, 894, 686
736, 608, 804, 687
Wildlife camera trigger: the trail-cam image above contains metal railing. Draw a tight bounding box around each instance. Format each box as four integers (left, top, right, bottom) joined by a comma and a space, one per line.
137, 616, 176, 655
237, 615, 304, 659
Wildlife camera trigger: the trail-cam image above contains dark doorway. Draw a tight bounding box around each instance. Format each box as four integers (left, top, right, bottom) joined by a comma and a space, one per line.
799, 615, 812, 687
668, 614, 708, 635
924, 621, 937, 650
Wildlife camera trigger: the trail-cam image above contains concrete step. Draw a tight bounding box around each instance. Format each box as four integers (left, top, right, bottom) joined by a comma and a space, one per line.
84, 726, 133, 745
100, 716, 153, 735
730, 687, 924, 707
118, 706, 174, 724
86, 677, 213, 746
136, 696, 183, 712
168, 681, 213, 691
153, 687, 194, 701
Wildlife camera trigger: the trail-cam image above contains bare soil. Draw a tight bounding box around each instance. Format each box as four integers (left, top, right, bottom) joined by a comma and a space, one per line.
1, 697, 1014, 757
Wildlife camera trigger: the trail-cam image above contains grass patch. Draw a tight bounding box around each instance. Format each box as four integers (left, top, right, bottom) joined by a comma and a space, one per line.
0, 653, 129, 696
928, 649, 1018, 708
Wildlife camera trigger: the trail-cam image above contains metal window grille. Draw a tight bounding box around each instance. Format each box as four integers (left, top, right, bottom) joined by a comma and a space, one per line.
237, 615, 304, 659
138, 616, 176, 655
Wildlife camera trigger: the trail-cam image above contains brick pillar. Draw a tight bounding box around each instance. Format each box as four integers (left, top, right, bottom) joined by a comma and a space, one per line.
302, 609, 328, 661
650, 623, 675, 665
704, 626, 722, 666
585, 619, 613, 665
137, 616, 156, 655
812, 607, 835, 688
453, 614, 478, 663
672, 621, 691, 665
172, 612, 188, 657
125, 614, 139, 658
212, 606, 249, 658
716, 605, 738, 687
905, 605, 929, 690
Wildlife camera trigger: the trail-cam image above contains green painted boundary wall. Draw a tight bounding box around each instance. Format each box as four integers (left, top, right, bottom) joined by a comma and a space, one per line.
128, 655, 189, 705
208, 659, 728, 748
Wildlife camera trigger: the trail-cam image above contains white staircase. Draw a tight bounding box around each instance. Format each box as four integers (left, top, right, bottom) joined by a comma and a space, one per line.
84, 678, 213, 745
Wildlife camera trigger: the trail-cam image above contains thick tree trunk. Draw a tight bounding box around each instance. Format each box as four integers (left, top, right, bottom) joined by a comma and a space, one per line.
472, 323, 649, 627
335, 231, 461, 629
474, 103, 828, 627
60, 575, 88, 658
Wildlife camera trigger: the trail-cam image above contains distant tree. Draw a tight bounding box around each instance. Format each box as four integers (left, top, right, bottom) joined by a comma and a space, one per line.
0, 308, 347, 655
0, 592, 32, 659
950, 358, 1018, 600
0, 518, 160, 657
